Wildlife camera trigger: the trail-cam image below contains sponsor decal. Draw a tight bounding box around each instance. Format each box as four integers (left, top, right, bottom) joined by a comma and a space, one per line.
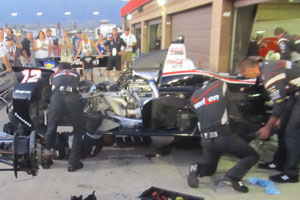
44, 61, 56, 69
194, 94, 220, 109
14, 90, 31, 94
169, 47, 184, 55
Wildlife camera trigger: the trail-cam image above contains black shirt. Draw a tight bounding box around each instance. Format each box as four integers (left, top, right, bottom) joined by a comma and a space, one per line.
260, 60, 300, 118
80, 56, 95, 69
190, 80, 229, 132
21, 38, 31, 57
104, 37, 125, 57
50, 69, 80, 89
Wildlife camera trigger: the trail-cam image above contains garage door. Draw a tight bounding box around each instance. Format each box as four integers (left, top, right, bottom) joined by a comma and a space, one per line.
171, 5, 212, 68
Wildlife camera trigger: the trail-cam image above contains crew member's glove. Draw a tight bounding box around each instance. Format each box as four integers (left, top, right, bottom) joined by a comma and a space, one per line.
89, 85, 97, 93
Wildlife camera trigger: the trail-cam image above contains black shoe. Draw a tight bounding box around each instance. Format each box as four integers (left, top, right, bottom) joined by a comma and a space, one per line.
41, 158, 53, 169
269, 173, 299, 183
187, 162, 200, 188
68, 162, 84, 172
258, 162, 282, 171
222, 175, 249, 193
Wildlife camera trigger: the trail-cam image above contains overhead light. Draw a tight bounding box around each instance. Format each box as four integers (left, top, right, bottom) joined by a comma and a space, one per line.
93, 11, 99, 15
255, 30, 266, 34
64, 11, 71, 16
11, 12, 18, 17
127, 14, 132, 20
37, 12, 43, 16
157, 0, 166, 6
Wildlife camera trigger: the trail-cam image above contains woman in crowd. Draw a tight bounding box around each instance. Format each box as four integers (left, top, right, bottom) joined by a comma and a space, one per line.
95, 34, 106, 76
33, 31, 52, 67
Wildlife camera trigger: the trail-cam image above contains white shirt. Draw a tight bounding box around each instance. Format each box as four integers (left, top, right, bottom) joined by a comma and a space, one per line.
35, 39, 50, 59
121, 33, 137, 52
81, 39, 92, 56
46, 36, 54, 57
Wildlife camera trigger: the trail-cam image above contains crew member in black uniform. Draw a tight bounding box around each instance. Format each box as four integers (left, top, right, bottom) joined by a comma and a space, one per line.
274, 27, 298, 61
104, 27, 126, 82
238, 57, 300, 183
45, 62, 84, 172
188, 80, 259, 193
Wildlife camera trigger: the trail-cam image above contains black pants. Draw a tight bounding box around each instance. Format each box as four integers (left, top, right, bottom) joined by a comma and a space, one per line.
45, 92, 85, 165
273, 94, 300, 176
199, 126, 259, 179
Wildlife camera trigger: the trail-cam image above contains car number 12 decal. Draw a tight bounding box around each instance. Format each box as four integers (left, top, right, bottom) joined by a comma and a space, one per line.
21, 69, 42, 83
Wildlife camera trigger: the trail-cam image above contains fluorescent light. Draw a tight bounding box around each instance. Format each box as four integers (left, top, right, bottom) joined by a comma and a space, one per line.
64, 11, 71, 16
127, 14, 132, 20
93, 11, 99, 15
37, 12, 43, 16
11, 12, 18, 17
255, 30, 266, 34
157, 0, 166, 6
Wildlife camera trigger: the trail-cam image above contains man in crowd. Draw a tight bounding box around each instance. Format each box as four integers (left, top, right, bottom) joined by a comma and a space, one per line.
238, 57, 300, 183
120, 27, 136, 71
104, 28, 126, 82
72, 30, 82, 57
45, 29, 54, 61
187, 80, 259, 193
20, 32, 33, 67
0, 28, 12, 71
0, 41, 11, 72
45, 62, 84, 172
58, 30, 73, 63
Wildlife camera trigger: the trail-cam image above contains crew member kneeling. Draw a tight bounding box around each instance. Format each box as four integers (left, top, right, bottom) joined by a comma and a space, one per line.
45, 62, 84, 172
188, 80, 259, 193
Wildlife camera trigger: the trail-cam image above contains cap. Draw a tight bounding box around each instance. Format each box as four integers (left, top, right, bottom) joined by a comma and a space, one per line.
125, 27, 130, 31
77, 30, 82, 34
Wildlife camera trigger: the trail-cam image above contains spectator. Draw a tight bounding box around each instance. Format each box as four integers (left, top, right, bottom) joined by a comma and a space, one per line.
58, 30, 73, 63
5, 38, 16, 66
45, 29, 54, 61
0, 28, 7, 54
72, 30, 82, 57
0, 28, 11, 71
20, 32, 33, 67
33, 30, 53, 67
95, 33, 106, 76
104, 28, 126, 81
0, 44, 11, 72
120, 27, 136, 71
81, 50, 96, 82
5, 27, 22, 66
74, 34, 102, 59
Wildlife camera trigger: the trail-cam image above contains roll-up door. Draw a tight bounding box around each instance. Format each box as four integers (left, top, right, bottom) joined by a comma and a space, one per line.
171, 5, 212, 68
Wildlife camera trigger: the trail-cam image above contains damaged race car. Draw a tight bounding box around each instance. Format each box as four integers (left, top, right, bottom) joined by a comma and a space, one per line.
0, 37, 270, 177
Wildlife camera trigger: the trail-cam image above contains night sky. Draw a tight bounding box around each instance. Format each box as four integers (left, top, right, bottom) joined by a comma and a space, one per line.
0, 0, 128, 26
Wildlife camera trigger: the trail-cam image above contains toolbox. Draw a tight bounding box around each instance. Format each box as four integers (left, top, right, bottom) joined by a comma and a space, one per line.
139, 186, 204, 200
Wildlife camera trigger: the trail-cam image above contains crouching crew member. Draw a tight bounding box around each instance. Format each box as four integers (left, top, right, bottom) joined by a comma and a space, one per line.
45, 62, 84, 172
188, 80, 259, 193
238, 57, 300, 183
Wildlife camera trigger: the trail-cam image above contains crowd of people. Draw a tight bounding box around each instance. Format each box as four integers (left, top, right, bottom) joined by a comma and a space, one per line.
0, 26, 137, 83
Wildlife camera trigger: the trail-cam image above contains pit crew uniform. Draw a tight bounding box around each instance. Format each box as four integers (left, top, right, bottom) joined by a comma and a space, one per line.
277, 34, 294, 60
45, 66, 84, 171
258, 60, 300, 182
188, 80, 258, 193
